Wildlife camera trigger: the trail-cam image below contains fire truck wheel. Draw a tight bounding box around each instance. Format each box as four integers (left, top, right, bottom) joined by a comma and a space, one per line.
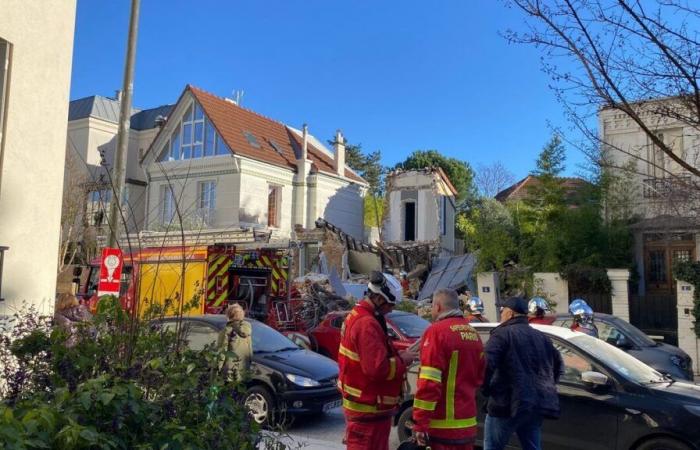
244, 385, 274, 427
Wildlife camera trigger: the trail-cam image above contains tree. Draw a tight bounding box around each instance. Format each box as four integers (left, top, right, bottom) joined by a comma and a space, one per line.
475, 161, 516, 198
505, 0, 700, 215
395, 150, 477, 204
526, 134, 567, 213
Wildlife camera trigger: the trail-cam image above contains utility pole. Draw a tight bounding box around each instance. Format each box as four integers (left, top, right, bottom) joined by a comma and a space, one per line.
107, 0, 141, 247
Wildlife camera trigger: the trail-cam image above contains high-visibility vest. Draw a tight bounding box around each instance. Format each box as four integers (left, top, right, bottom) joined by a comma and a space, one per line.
337, 300, 405, 419
412, 316, 486, 440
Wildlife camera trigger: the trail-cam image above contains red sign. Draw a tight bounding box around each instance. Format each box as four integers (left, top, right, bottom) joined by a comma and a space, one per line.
97, 247, 123, 297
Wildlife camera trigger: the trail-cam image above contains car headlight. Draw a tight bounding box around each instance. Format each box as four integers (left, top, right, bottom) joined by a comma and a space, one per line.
285, 373, 320, 387
684, 404, 700, 417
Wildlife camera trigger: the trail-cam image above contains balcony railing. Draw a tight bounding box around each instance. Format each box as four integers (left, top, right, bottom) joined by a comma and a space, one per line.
642, 176, 692, 198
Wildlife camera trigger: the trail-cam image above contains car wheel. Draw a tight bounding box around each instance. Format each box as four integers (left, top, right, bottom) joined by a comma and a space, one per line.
636, 437, 692, 450
396, 406, 414, 442
244, 385, 274, 427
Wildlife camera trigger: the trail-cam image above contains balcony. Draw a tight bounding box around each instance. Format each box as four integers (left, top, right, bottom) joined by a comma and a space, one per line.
642, 176, 692, 198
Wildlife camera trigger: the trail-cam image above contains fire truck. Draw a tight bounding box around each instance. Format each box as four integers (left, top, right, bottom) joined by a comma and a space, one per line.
74, 244, 308, 332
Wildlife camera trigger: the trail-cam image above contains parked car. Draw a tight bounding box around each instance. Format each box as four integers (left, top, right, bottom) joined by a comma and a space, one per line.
396, 323, 700, 450
153, 315, 341, 426
310, 310, 430, 360
551, 313, 693, 381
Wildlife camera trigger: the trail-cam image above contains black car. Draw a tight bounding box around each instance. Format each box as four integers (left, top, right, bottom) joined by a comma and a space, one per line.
154, 315, 341, 426
553, 313, 693, 381
397, 324, 700, 450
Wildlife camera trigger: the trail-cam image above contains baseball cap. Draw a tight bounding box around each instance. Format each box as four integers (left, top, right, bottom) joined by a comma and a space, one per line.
497, 297, 529, 315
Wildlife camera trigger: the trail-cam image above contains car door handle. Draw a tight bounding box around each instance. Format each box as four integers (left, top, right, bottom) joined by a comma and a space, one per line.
625, 408, 641, 415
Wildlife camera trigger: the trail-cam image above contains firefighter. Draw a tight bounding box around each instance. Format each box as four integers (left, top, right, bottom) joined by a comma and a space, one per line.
569, 299, 599, 337
527, 297, 553, 325
338, 271, 416, 450
464, 296, 489, 323
413, 288, 486, 450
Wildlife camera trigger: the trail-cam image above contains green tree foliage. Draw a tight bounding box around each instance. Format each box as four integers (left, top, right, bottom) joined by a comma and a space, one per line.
364, 195, 384, 228
458, 199, 517, 272
395, 150, 477, 204
0, 299, 261, 449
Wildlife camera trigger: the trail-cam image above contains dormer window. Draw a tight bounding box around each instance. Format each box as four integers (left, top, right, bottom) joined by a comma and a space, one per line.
158, 100, 231, 162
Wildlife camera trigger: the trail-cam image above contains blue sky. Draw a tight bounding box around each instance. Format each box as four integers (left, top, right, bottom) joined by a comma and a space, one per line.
70, 0, 586, 179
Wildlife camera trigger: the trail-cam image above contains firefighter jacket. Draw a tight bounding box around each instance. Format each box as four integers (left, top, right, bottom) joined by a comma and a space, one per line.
528, 315, 556, 325
413, 311, 486, 440
338, 299, 407, 420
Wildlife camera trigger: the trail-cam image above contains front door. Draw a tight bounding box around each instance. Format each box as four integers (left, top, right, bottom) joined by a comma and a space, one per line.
644, 233, 696, 294
542, 340, 620, 450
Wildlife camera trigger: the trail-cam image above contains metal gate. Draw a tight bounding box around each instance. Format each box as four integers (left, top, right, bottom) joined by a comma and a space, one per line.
629, 294, 678, 345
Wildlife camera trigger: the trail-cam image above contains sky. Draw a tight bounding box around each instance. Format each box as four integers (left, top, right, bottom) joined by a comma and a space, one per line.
70, 0, 587, 180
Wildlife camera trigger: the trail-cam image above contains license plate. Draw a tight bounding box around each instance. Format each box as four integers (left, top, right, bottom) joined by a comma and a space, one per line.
323, 399, 342, 412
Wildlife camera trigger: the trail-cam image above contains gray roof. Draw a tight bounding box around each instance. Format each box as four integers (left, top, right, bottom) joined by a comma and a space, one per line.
68, 95, 171, 131
417, 253, 477, 301
130, 104, 173, 130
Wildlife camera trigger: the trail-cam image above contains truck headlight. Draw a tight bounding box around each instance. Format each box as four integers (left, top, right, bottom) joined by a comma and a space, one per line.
285, 374, 320, 387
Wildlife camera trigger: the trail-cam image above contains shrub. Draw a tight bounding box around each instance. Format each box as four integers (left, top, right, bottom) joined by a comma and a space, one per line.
0, 298, 260, 449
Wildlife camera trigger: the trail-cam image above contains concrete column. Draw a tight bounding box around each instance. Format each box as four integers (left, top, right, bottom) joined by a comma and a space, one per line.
677, 280, 699, 375
607, 269, 630, 322
477, 272, 499, 322
533, 272, 569, 314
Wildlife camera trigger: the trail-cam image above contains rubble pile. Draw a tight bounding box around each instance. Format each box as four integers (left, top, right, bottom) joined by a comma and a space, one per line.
292, 274, 353, 329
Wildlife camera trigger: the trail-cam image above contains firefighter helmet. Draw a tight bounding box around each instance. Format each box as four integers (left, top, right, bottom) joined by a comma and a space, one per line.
368, 271, 402, 304
569, 299, 594, 323
466, 296, 485, 315
528, 297, 551, 315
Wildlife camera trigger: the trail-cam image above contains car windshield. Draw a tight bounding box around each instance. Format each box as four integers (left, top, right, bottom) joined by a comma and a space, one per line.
389, 313, 430, 338
607, 318, 656, 347
570, 335, 666, 384
250, 320, 300, 353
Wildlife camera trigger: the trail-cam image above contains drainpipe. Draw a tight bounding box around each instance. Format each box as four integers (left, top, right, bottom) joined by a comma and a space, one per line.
0, 246, 8, 302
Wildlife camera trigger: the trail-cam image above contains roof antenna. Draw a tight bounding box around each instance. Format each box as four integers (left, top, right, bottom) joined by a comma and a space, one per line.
232, 89, 245, 106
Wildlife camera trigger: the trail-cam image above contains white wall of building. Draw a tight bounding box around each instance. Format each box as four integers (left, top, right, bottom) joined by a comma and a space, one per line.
0, 0, 77, 313
314, 174, 365, 239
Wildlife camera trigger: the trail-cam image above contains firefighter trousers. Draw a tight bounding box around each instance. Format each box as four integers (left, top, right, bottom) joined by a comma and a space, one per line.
344, 417, 392, 450
428, 443, 474, 450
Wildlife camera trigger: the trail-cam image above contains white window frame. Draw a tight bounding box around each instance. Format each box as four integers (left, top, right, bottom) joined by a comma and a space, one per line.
267, 184, 282, 228
160, 185, 175, 225
159, 99, 230, 162
85, 188, 113, 226
198, 180, 216, 225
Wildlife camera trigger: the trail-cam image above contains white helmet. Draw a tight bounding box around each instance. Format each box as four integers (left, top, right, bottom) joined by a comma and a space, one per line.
367, 271, 402, 304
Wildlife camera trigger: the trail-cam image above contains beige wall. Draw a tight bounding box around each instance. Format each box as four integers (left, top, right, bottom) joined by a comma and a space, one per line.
677, 281, 699, 374
0, 0, 77, 314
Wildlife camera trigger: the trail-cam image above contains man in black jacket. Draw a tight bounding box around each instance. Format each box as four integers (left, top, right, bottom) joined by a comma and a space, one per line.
482, 297, 563, 450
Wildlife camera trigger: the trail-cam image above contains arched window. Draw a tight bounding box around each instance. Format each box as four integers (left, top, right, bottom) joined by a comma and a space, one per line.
158, 101, 230, 162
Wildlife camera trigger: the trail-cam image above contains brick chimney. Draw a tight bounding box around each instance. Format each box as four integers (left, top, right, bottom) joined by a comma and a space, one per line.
334, 129, 345, 177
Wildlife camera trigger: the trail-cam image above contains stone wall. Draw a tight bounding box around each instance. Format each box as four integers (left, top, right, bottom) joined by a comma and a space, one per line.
677, 280, 699, 374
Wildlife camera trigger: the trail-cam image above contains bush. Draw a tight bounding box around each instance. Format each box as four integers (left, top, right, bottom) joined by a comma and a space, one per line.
0, 297, 260, 449
395, 301, 417, 314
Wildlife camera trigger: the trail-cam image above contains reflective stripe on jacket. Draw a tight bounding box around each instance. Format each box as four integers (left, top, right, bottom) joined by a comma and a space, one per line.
412, 315, 485, 440
337, 300, 406, 419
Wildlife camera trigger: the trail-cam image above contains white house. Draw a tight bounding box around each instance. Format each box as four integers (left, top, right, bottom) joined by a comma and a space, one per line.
382, 168, 457, 255
0, 0, 76, 313
600, 102, 700, 295
65, 94, 172, 235
140, 85, 367, 241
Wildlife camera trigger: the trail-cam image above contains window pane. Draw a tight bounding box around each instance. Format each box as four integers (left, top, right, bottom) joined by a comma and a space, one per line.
193, 144, 202, 158
170, 126, 181, 160
204, 120, 215, 156
215, 135, 230, 155
183, 123, 192, 145
182, 144, 192, 160
194, 122, 203, 144
553, 342, 593, 386
194, 103, 204, 120
184, 104, 193, 122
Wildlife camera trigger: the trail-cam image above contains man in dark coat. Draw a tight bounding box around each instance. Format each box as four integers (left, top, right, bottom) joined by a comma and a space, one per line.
482, 297, 563, 450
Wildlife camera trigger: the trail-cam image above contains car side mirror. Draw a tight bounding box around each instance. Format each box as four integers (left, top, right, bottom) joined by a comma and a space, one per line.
615, 335, 633, 350
581, 371, 609, 387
